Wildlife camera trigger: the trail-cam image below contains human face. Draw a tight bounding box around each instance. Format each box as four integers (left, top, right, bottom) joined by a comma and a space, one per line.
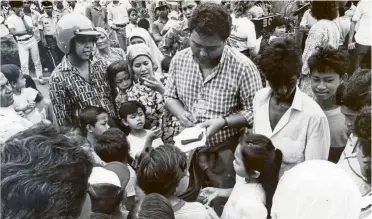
73, 36, 96, 61
311, 71, 342, 101
96, 33, 109, 50
132, 55, 153, 80
273, 25, 286, 37
181, 1, 198, 19
13, 7, 21, 16
190, 31, 225, 66
129, 11, 138, 24
340, 106, 359, 134
92, 113, 110, 137
123, 108, 146, 131
67, 0, 76, 7
156, 6, 168, 18
0, 73, 14, 107
45, 7, 53, 16
115, 71, 132, 92
130, 37, 145, 45
22, 0, 30, 9
233, 144, 249, 178
268, 75, 297, 101
13, 71, 26, 90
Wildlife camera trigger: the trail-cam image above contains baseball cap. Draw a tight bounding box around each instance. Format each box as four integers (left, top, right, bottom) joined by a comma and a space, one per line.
89, 161, 130, 189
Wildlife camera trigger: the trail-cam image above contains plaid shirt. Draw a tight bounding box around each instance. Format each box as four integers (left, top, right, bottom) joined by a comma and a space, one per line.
165, 46, 262, 146
49, 56, 116, 127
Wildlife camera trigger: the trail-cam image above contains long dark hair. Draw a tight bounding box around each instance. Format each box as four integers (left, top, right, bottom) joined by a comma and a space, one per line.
240, 134, 282, 218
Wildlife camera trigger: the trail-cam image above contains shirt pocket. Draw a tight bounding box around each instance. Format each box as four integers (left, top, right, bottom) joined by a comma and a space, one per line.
276, 137, 305, 165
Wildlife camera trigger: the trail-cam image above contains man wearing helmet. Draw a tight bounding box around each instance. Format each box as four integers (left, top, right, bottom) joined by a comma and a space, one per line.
152, 0, 169, 45
49, 13, 116, 128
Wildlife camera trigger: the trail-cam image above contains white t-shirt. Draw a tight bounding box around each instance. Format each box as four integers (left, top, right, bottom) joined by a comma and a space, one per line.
174, 202, 211, 219
13, 87, 45, 124
221, 175, 267, 219
5, 14, 33, 40
352, 0, 371, 46
228, 14, 257, 52
0, 106, 33, 144
125, 164, 136, 197
0, 16, 9, 38
127, 130, 164, 158
300, 9, 318, 28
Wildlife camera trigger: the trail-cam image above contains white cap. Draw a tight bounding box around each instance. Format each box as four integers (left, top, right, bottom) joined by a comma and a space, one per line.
88, 167, 121, 187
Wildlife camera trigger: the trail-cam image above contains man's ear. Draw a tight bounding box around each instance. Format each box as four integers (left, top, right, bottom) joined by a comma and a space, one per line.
341, 73, 348, 83
86, 124, 94, 133
121, 119, 128, 126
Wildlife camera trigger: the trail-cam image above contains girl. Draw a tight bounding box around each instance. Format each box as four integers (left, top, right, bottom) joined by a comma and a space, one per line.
128, 27, 164, 73
1, 64, 51, 124
119, 101, 163, 159
201, 134, 282, 219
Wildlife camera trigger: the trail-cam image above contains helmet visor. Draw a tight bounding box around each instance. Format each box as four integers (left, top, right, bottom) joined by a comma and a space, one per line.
74, 29, 101, 37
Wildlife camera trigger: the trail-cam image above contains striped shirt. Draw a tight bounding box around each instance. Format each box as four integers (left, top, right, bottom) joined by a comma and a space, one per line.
49, 56, 116, 127
164, 46, 262, 146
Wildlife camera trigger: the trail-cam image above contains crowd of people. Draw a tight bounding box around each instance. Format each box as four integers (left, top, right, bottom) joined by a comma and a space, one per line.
0, 0, 371, 219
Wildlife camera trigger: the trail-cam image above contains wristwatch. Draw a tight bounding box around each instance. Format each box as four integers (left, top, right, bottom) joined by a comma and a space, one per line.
222, 116, 229, 130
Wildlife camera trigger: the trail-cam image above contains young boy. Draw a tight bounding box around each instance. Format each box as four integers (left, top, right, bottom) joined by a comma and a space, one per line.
79, 106, 110, 165
336, 69, 371, 196
308, 47, 350, 163
96, 128, 138, 211
119, 101, 163, 159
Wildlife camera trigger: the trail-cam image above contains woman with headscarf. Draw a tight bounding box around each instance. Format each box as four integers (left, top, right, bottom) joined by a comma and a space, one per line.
271, 160, 362, 219
119, 43, 179, 143
93, 27, 126, 65
128, 27, 164, 73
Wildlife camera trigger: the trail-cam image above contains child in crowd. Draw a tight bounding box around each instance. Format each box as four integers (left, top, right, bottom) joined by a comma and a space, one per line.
88, 162, 131, 219
128, 193, 175, 219
78, 106, 110, 166
201, 134, 282, 219
126, 8, 138, 44
308, 47, 350, 163
161, 10, 179, 35
119, 101, 163, 159
106, 60, 133, 115
137, 18, 157, 43
96, 128, 138, 211
1, 64, 50, 124
137, 145, 212, 219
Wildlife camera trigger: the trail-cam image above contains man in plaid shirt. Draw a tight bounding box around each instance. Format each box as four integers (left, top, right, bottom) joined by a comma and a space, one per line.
164, 3, 262, 204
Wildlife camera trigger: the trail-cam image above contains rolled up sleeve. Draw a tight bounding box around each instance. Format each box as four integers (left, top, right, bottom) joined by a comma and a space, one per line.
305, 115, 331, 160
239, 63, 262, 126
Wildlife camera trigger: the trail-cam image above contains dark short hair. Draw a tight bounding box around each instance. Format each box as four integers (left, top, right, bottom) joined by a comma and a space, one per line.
138, 19, 150, 31
89, 184, 124, 215
336, 69, 371, 111
79, 106, 108, 136
308, 47, 349, 76
128, 193, 175, 219
96, 128, 132, 164
119, 101, 146, 121
128, 8, 138, 17
1, 125, 93, 218
1, 64, 21, 85
259, 37, 302, 82
188, 3, 232, 41
270, 16, 288, 31
311, 1, 339, 20
137, 145, 187, 197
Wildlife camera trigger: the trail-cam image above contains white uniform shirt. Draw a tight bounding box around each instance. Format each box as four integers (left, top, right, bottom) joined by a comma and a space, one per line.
352, 0, 371, 46
253, 87, 331, 177
107, 1, 131, 26
5, 14, 33, 40
227, 14, 257, 52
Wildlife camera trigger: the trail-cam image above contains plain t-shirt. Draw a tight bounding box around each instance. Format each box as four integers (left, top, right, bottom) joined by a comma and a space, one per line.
174, 202, 211, 219
5, 14, 33, 40
127, 129, 164, 158
300, 9, 318, 28
13, 87, 45, 124
228, 14, 257, 52
221, 175, 267, 219
323, 107, 349, 148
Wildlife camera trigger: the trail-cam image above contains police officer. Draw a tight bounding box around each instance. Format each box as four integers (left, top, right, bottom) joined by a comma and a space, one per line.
49, 13, 116, 127
39, 0, 63, 69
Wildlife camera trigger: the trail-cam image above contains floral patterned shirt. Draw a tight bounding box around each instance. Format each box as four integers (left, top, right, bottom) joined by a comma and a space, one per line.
159, 19, 190, 57
49, 56, 116, 127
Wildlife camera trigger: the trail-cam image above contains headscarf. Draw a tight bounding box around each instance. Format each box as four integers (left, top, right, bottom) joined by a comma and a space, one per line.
128, 27, 164, 72
127, 43, 158, 76
95, 27, 109, 39
271, 160, 362, 219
